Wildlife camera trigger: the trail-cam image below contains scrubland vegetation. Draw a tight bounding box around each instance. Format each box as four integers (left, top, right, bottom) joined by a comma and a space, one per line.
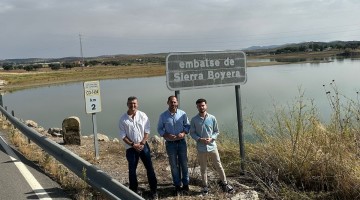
241, 82, 360, 199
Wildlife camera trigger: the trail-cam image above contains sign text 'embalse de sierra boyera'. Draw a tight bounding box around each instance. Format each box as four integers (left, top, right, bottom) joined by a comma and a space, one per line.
166, 51, 247, 90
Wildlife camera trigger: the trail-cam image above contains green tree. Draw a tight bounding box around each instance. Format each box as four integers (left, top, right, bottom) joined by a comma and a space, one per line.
33, 64, 43, 70
63, 62, 75, 69
24, 65, 34, 71
49, 63, 61, 70
2, 63, 14, 70
16, 65, 24, 70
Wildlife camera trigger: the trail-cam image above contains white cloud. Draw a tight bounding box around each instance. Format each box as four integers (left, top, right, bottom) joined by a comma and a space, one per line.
0, 1, 14, 13
1, 0, 360, 59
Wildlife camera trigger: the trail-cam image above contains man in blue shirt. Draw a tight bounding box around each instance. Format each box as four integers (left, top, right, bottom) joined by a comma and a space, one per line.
157, 96, 190, 195
190, 98, 234, 195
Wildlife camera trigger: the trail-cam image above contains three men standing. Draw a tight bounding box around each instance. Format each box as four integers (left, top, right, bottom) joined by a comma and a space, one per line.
119, 96, 234, 198
157, 96, 190, 195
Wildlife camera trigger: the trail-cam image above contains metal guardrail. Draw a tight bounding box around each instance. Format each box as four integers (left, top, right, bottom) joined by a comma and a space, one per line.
0, 105, 144, 200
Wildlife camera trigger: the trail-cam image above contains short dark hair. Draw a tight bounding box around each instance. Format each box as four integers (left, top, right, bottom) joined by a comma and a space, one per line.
196, 98, 207, 104
127, 96, 138, 103
167, 95, 177, 102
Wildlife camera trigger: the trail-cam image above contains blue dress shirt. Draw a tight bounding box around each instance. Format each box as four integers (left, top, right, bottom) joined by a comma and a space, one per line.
157, 109, 190, 139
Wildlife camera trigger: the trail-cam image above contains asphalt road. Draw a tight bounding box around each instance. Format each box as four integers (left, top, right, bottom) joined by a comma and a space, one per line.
0, 131, 71, 200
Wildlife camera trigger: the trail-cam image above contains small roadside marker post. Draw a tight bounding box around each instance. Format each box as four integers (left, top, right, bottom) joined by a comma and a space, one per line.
83, 81, 102, 159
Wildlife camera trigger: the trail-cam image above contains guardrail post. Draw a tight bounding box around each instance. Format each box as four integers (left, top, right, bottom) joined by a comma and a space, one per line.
25, 111, 31, 144
11, 110, 17, 134
11, 110, 14, 128
5, 106, 7, 119
0, 93, 3, 107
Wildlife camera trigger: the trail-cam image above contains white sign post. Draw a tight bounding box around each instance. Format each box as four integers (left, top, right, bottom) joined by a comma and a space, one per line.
84, 81, 102, 113
83, 81, 101, 159
166, 50, 247, 172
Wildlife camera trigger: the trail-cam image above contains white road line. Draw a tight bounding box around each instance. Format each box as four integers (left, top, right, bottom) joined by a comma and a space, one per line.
0, 136, 52, 200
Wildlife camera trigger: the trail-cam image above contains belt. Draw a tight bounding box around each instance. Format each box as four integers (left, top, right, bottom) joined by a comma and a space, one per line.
166, 139, 185, 143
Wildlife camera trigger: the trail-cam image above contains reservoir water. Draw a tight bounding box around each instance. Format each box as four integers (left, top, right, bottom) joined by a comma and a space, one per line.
2, 58, 360, 140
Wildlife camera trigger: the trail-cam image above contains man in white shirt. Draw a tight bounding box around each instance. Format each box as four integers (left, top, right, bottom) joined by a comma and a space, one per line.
119, 96, 158, 199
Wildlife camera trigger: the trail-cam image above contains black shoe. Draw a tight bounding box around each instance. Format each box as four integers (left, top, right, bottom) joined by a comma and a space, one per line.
182, 185, 189, 191
175, 186, 181, 196
201, 186, 209, 196
182, 184, 189, 194
150, 192, 158, 200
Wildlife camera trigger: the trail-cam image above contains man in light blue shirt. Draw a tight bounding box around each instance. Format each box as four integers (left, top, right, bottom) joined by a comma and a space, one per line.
190, 98, 234, 195
157, 95, 190, 195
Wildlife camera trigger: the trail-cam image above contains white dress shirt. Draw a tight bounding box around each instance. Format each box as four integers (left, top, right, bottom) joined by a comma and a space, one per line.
119, 110, 150, 149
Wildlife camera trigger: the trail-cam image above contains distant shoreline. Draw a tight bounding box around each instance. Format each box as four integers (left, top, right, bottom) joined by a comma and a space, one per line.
0, 50, 347, 92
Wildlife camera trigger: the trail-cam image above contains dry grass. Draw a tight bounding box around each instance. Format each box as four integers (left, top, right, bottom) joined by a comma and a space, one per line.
246, 87, 360, 199
0, 64, 165, 92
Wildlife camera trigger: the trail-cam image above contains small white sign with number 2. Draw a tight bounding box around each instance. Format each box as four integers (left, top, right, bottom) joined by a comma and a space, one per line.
84, 81, 102, 114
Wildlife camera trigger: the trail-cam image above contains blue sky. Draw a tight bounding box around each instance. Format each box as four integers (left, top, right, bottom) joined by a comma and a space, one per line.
1, 0, 360, 59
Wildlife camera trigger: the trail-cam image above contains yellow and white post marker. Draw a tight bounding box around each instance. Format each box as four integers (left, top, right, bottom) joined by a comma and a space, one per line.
84, 80, 102, 159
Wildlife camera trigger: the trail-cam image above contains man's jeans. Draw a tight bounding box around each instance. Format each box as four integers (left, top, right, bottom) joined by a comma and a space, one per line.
126, 143, 157, 193
165, 139, 189, 187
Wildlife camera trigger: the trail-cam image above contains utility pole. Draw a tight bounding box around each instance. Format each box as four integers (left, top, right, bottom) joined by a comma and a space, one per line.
79, 34, 84, 70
